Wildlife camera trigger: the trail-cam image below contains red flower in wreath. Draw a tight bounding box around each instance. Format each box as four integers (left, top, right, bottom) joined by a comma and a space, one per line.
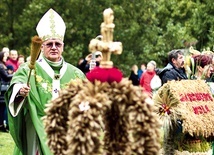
159, 104, 171, 115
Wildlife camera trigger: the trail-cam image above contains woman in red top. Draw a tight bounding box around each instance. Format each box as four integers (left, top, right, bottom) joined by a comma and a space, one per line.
140, 60, 156, 96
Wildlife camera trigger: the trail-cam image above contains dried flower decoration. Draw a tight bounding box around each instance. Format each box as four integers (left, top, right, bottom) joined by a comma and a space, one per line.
79, 101, 90, 111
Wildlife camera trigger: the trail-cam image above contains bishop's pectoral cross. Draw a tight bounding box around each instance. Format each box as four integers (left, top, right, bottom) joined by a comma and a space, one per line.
89, 8, 122, 68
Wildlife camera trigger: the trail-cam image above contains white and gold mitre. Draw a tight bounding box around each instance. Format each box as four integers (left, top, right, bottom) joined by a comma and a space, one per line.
36, 8, 66, 41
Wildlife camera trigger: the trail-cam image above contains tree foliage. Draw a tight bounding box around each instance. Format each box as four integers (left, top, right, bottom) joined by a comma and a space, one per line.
0, 0, 214, 76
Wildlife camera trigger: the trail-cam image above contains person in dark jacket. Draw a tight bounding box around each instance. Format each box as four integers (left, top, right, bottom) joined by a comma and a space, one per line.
129, 64, 139, 86
78, 51, 102, 74
158, 49, 188, 85
0, 51, 13, 131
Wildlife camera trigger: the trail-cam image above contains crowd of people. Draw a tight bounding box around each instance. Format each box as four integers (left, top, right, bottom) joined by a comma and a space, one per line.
129, 60, 161, 97
128, 48, 214, 97
0, 47, 28, 132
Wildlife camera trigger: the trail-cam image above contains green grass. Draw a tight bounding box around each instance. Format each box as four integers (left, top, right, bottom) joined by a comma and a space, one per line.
0, 131, 15, 155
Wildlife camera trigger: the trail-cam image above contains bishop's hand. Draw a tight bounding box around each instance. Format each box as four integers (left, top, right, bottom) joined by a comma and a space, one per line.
18, 84, 31, 97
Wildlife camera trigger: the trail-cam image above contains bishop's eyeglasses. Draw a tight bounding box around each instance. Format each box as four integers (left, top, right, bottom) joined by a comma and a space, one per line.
43, 41, 63, 48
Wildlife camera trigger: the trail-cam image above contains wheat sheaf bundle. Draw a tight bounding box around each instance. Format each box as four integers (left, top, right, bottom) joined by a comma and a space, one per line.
153, 80, 214, 137
103, 79, 161, 155
153, 80, 214, 154
27, 36, 42, 85
66, 80, 109, 155
43, 78, 161, 155
173, 80, 214, 137
43, 79, 84, 155
102, 79, 133, 155
153, 82, 181, 137
153, 81, 182, 154
29, 36, 43, 69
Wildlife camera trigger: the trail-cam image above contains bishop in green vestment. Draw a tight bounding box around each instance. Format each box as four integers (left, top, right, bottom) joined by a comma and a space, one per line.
4, 8, 86, 155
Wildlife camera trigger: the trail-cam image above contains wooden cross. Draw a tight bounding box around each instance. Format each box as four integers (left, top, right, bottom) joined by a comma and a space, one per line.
89, 8, 122, 68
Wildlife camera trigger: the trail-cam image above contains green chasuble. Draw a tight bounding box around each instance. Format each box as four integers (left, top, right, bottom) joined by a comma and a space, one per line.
5, 56, 85, 155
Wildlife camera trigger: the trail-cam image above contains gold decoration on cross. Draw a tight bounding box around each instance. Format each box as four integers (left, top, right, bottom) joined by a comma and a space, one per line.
89, 8, 122, 68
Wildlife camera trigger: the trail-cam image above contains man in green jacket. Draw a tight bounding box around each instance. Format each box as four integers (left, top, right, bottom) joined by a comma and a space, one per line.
5, 8, 85, 155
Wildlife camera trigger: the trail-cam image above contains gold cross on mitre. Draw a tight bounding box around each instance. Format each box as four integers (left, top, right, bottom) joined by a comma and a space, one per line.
89, 8, 122, 68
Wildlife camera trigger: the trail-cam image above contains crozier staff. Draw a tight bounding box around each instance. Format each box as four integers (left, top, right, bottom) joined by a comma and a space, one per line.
5, 8, 85, 155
